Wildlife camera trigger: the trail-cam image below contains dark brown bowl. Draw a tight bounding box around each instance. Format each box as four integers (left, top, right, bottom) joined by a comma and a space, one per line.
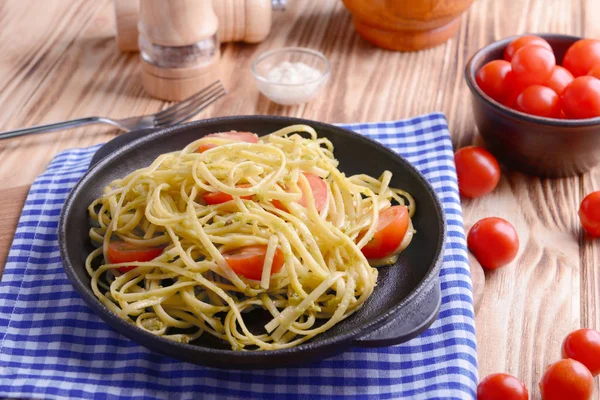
465, 34, 600, 178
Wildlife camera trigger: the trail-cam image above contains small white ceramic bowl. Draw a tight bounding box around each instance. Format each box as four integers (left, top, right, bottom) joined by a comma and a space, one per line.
251, 47, 331, 106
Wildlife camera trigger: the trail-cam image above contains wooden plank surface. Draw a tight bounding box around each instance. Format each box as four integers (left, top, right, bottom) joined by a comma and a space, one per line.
0, 0, 599, 397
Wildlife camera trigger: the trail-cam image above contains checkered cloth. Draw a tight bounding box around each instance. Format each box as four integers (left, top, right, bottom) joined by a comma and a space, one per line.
0, 113, 477, 400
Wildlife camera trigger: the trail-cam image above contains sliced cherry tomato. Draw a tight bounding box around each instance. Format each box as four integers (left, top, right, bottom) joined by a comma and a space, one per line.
578, 191, 600, 236
223, 245, 284, 280
504, 35, 552, 62
454, 146, 501, 199
107, 241, 164, 272
539, 359, 594, 400
476, 60, 513, 103
588, 66, 600, 80
511, 45, 556, 87
477, 373, 528, 400
561, 76, 600, 119
545, 66, 574, 95
195, 131, 258, 153
563, 39, 600, 77
202, 184, 253, 205
297, 172, 328, 210
272, 172, 328, 212
562, 329, 600, 376
467, 217, 519, 269
360, 205, 409, 260
515, 85, 561, 118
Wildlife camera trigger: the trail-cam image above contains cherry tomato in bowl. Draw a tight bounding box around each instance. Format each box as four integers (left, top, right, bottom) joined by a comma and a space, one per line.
545, 66, 574, 95
476, 60, 513, 103
539, 359, 594, 400
578, 191, 600, 236
504, 35, 552, 62
467, 217, 519, 269
511, 45, 555, 87
515, 85, 561, 118
588, 66, 600, 80
561, 76, 600, 119
477, 373, 528, 400
562, 328, 600, 376
563, 38, 600, 77
454, 146, 501, 199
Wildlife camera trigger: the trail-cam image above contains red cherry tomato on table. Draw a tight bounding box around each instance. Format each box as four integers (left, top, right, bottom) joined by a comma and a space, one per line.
511, 45, 556, 87
545, 66, 574, 95
563, 39, 600, 77
454, 146, 501, 199
476, 60, 512, 103
477, 373, 528, 400
504, 35, 552, 62
561, 76, 600, 119
360, 205, 409, 260
107, 241, 164, 273
562, 328, 600, 376
195, 131, 258, 153
539, 359, 594, 400
578, 191, 600, 236
223, 245, 284, 281
515, 85, 561, 118
467, 217, 519, 269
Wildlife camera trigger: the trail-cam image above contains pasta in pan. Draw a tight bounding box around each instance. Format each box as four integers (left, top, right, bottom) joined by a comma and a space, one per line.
86, 125, 415, 350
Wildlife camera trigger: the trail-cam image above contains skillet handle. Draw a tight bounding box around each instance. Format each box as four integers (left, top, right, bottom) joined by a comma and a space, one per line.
353, 279, 441, 348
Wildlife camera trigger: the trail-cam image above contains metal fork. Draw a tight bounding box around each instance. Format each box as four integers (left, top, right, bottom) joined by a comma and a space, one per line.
0, 80, 227, 140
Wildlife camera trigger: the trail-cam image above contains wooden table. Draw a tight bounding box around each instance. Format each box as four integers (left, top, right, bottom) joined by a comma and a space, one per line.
1, 0, 598, 397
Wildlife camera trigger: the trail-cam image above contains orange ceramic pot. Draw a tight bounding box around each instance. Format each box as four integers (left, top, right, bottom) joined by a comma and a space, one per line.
342, 0, 474, 51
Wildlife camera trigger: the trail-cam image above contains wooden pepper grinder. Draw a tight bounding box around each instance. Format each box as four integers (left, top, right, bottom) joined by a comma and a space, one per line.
138, 0, 220, 101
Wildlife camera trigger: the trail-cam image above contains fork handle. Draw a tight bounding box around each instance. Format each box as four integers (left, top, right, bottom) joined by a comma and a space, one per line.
0, 117, 122, 140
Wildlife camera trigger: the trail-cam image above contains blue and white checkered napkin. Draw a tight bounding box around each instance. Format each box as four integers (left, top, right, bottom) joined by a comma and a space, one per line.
0, 113, 477, 400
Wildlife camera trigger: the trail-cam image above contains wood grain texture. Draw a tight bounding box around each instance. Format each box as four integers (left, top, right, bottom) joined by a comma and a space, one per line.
0, 0, 599, 396
0, 186, 29, 275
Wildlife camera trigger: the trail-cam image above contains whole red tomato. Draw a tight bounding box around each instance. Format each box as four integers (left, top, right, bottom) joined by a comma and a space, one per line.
562, 329, 600, 376
561, 76, 600, 119
563, 39, 600, 77
454, 146, 501, 199
477, 373, 528, 400
467, 217, 519, 269
515, 85, 561, 118
579, 191, 600, 236
476, 60, 513, 103
545, 66, 574, 95
589, 66, 600, 80
504, 35, 552, 62
539, 359, 594, 400
511, 45, 555, 87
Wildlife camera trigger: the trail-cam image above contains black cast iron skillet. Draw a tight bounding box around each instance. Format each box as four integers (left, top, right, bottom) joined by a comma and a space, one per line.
59, 115, 446, 368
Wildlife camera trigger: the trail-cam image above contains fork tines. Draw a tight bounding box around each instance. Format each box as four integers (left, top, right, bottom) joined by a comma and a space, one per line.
154, 81, 227, 127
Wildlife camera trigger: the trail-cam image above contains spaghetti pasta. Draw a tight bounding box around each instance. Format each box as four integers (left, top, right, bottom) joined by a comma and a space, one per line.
86, 125, 416, 350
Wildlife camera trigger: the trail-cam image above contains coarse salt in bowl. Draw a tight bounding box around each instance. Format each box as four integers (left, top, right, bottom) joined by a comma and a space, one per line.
252, 47, 331, 106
